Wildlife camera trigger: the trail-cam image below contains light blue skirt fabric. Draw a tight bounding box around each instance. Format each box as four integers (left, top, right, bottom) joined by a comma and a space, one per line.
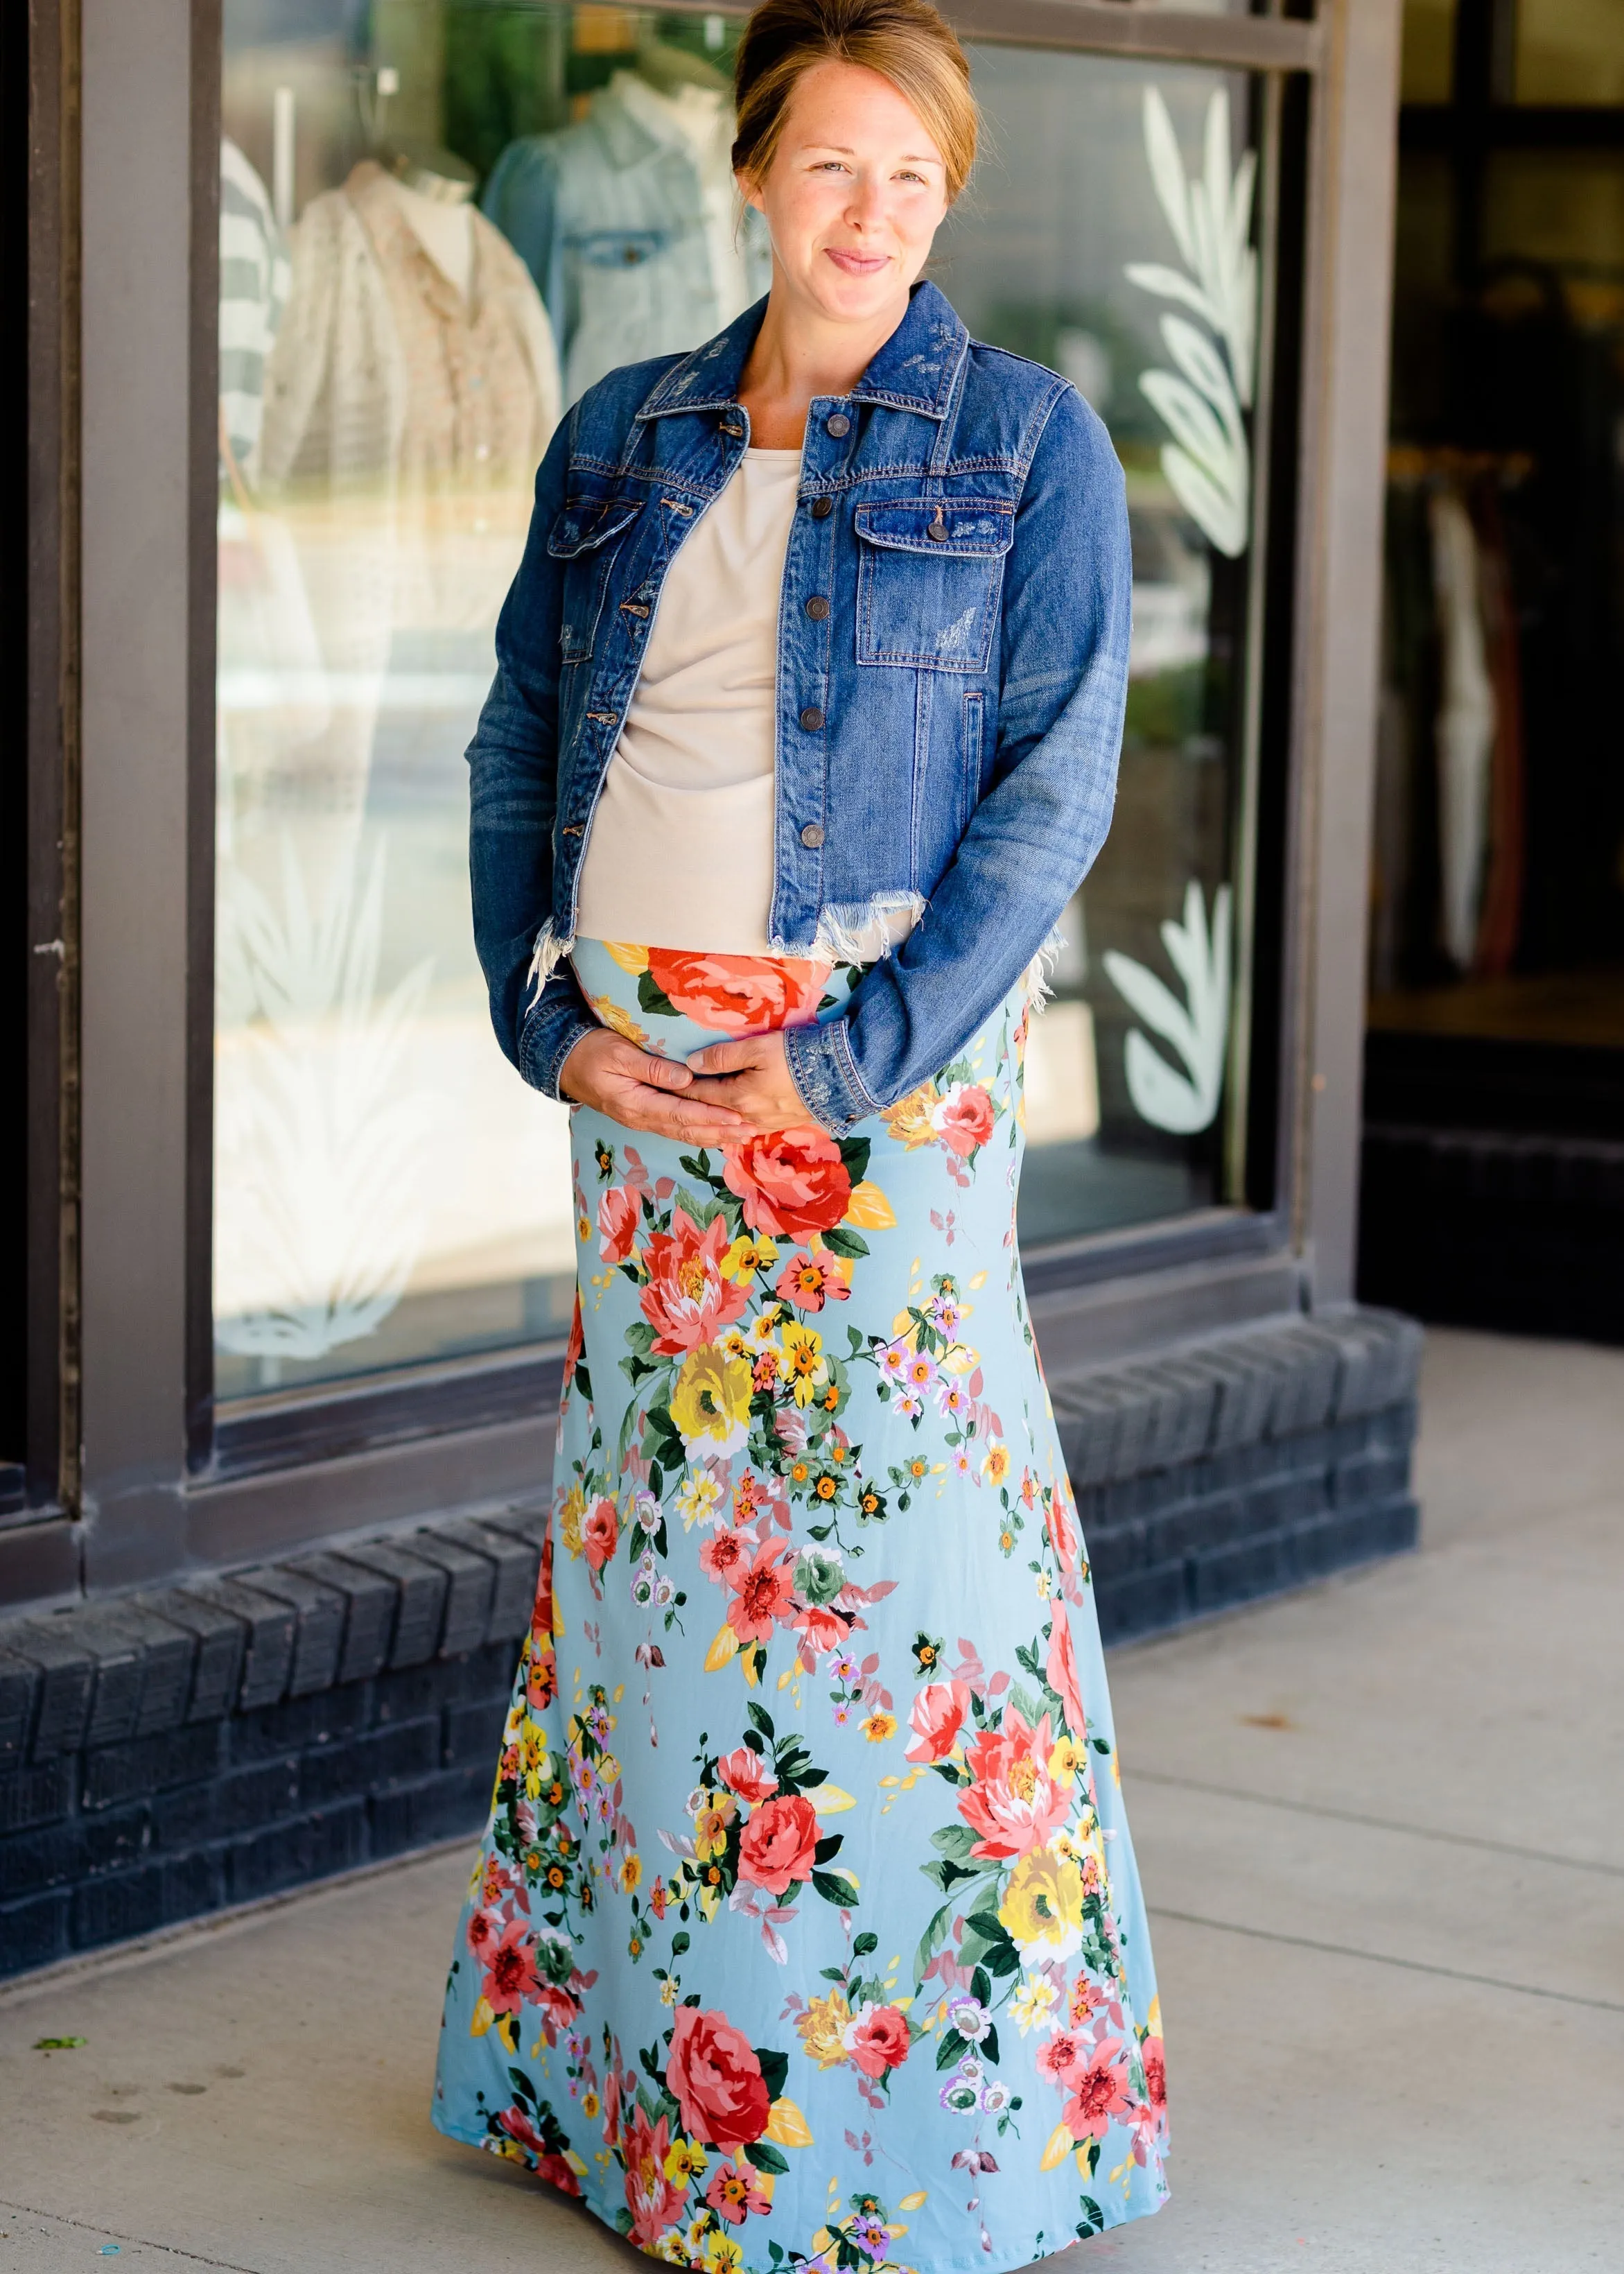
433, 941, 1169, 2268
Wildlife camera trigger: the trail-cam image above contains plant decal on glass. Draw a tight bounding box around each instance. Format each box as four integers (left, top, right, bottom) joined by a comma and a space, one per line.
1126, 86, 1257, 559
1103, 882, 1232, 1136
214, 833, 440, 1360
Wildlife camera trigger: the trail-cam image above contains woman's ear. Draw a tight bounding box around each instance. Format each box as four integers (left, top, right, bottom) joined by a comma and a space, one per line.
735, 167, 766, 218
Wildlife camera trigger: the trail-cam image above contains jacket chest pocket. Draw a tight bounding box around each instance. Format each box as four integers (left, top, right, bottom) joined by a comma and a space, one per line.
547, 494, 644, 661
854, 498, 1014, 673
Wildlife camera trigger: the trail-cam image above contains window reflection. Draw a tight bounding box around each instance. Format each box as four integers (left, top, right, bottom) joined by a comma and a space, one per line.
214, 7, 1264, 1395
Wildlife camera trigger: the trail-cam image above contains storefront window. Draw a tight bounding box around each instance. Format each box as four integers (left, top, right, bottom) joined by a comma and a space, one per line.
215, 4, 1267, 1397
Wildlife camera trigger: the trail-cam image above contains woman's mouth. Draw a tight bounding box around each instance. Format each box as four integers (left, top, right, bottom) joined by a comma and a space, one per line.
825, 248, 889, 276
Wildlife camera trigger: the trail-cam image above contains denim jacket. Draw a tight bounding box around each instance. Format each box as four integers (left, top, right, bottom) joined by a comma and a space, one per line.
468, 279, 1131, 1136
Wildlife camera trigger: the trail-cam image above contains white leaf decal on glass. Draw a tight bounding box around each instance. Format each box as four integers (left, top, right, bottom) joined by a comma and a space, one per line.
214, 832, 440, 1359
1102, 882, 1232, 1135
1126, 86, 1257, 558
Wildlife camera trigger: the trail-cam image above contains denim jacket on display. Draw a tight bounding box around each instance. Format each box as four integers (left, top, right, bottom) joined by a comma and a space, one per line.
482, 79, 773, 406
467, 278, 1132, 1136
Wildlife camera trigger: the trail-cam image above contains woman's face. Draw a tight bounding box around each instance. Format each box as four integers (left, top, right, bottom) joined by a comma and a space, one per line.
740, 58, 950, 329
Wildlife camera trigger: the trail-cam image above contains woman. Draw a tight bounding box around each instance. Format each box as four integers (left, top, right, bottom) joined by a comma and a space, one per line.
433, 1, 1169, 2259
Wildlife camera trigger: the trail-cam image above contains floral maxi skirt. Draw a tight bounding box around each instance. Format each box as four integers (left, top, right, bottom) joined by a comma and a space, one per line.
433, 941, 1170, 2268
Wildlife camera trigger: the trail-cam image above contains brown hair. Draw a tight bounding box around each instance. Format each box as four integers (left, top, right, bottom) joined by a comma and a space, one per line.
732, 0, 979, 204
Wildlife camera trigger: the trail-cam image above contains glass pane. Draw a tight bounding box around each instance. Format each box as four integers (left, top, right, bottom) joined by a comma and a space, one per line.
215, 8, 1270, 1400
936, 50, 1263, 1244
1401, 0, 1456, 105
1516, 0, 1624, 107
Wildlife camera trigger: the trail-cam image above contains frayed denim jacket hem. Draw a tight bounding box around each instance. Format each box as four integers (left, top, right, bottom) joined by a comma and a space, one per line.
469, 281, 1131, 1136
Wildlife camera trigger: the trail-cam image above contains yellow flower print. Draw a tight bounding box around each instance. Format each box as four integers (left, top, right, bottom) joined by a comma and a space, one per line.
1009, 1977, 1060, 2035
703, 2234, 745, 2274
693, 1789, 737, 1861
676, 1470, 724, 1530
664, 2137, 709, 2185
559, 1483, 586, 1561
654, 2237, 688, 2266
586, 991, 650, 1049
796, 1990, 853, 2068
1046, 1735, 1082, 1788
619, 1852, 642, 1893
720, 1231, 779, 1285
984, 1441, 1011, 1488
883, 1080, 942, 1149
778, 1323, 829, 1407
580, 2090, 602, 2121
603, 941, 650, 975
671, 1343, 754, 1458
997, 1846, 1087, 1963
861, 1711, 897, 1744
518, 1719, 550, 1796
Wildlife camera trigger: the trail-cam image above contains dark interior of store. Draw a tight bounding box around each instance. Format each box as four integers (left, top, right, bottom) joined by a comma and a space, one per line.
1360, 0, 1624, 1338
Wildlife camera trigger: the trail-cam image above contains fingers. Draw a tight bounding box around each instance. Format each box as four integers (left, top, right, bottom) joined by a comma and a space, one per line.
602, 1077, 746, 1143
684, 1039, 758, 1076
636, 1050, 694, 1090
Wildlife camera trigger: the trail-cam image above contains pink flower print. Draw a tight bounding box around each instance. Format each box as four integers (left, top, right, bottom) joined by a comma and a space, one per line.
905, 1353, 938, 1394
936, 1376, 969, 1421
957, 1703, 1072, 1859
1062, 2040, 1133, 2141
597, 1184, 640, 1265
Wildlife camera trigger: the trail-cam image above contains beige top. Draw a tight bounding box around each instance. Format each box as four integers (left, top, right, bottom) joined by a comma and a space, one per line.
575, 448, 803, 955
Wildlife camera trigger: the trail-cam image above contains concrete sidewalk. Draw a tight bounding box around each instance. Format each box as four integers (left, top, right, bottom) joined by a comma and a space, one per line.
2, 1328, 1620, 2273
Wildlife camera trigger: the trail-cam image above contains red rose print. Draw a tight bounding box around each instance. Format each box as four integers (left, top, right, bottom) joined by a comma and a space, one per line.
1045, 1608, 1086, 1737
736, 1791, 820, 1896
535, 2151, 583, 2198
597, 1183, 640, 1265
497, 2106, 582, 2198
1063, 2040, 1133, 2141
562, 1289, 584, 1391
717, 1746, 779, 1804
934, 1082, 995, 1158
1142, 2036, 1167, 2110
664, 2004, 772, 2149
845, 2001, 911, 2078
647, 948, 829, 1034
726, 1540, 796, 1644
905, 1678, 969, 1764
724, 1128, 852, 1238
584, 1496, 619, 1575
639, 1206, 749, 1355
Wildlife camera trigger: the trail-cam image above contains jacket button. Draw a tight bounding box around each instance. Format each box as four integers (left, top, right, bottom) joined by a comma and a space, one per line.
810, 495, 834, 519
826, 413, 850, 437
799, 705, 825, 731
805, 595, 830, 620
800, 822, 826, 849
927, 510, 950, 542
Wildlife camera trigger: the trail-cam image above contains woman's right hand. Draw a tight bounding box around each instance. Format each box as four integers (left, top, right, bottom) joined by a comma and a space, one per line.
557, 1028, 750, 1145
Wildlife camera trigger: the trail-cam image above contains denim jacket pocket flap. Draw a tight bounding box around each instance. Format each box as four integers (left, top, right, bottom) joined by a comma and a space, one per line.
854, 498, 1015, 557
548, 496, 644, 558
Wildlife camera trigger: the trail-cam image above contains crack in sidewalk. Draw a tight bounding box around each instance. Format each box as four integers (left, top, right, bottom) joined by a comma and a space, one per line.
1148, 1907, 1624, 2012
0, 2200, 263, 2273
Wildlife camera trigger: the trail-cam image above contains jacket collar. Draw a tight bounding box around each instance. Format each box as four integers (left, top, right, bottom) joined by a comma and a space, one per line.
635, 279, 970, 423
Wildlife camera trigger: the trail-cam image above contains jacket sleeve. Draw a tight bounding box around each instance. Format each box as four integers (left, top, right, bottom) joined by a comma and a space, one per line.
466, 403, 597, 1099
482, 137, 567, 351
783, 383, 1132, 1136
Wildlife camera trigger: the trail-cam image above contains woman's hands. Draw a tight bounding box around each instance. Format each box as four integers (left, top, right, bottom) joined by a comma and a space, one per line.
558, 1030, 749, 1145
559, 1028, 817, 1141
683, 1032, 813, 1136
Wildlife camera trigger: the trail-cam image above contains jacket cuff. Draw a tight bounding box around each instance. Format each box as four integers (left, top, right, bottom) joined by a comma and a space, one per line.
518, 970, 598, 1103
784, 1015, 878, 1136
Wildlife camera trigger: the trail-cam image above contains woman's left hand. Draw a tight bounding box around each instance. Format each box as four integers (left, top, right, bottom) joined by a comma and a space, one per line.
683, 1032, 817, 1136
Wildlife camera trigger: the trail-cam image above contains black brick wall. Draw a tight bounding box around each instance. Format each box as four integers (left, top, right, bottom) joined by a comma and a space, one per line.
0, 1307, 1421, 1981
